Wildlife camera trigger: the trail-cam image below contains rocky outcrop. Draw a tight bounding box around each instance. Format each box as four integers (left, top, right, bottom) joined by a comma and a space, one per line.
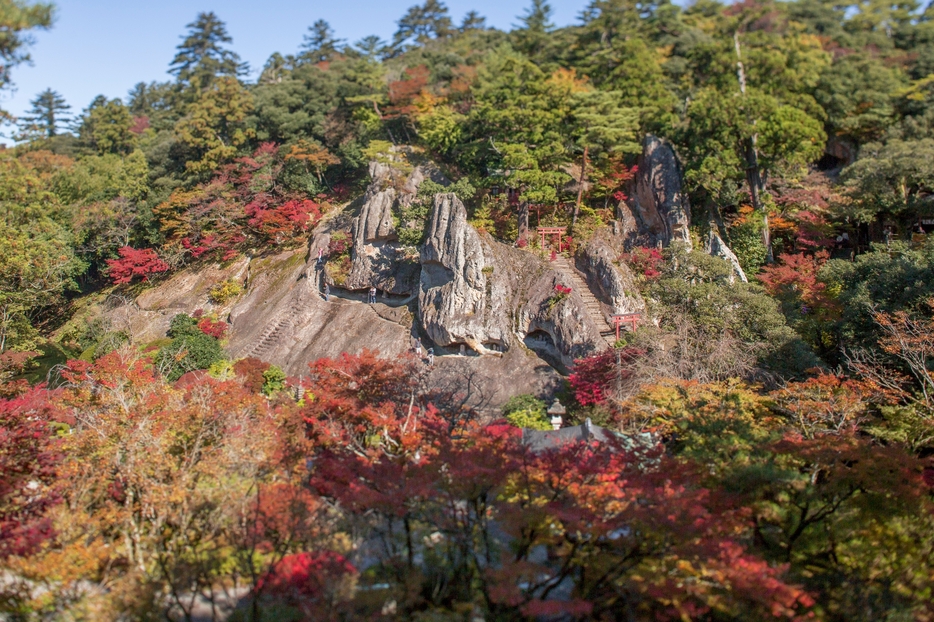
417, 193, 614, 369
344, 159, 440, 295
627, 135, 692, 249
227, 247, 415, 374
101, 256, 251, 345
100, 157, 641, 410
706, 232, 748, 283
419, 193, 504, 349
580, 231, 646, 317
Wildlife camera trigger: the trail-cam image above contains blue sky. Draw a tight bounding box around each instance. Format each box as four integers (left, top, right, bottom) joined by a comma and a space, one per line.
0, 0, 593, 131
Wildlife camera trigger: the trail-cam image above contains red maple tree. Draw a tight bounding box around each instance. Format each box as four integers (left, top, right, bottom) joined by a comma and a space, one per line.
106, 246, 170, 285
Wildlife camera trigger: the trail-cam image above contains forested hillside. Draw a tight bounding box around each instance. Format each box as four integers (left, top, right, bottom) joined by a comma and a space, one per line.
3, 0, 934, 619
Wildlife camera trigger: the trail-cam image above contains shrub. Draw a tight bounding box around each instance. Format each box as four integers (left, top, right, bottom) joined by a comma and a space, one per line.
197, 317, 228, 339
620, 246, 664, 280
209, 279, 243, 304
502, 394, 550, 430
168, 314, 201, 339
106, 246, 170, 285
156, 332, 224, 382
233, 357, 270, 393
262, 365, 287, 396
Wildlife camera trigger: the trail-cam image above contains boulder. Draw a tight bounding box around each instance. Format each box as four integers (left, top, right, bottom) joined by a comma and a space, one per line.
705, 232, 748, 283
417, 193, 611, 369
344, 159, 438, 295
580, 231, 646, 316
627, 135, 692, 249
419, 193, 504, 349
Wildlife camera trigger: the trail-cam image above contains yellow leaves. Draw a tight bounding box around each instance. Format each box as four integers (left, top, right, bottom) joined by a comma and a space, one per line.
546, 68, 591, 99
285, 139, 341, 180
175, 77, 255, 176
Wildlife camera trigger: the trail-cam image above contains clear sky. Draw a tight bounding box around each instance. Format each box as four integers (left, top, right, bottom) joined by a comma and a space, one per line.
0, 0, 593, 131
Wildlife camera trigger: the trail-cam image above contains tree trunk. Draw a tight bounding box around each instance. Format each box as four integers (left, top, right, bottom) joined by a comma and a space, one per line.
735, 30, 774, 263
573, 146, 588, 227
518, 201, 530, 244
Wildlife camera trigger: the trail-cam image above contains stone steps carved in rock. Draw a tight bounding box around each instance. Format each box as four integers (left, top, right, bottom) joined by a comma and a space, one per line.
551, 256, 617, 347
240, 298, 305, 360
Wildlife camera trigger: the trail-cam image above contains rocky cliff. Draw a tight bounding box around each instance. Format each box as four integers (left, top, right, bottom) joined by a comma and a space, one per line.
625, 135, 692, 249
101, 159, 651, 410
344, 159, 443, 295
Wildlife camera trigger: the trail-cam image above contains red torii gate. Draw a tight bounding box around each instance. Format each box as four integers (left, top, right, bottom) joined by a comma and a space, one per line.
611, 313, 642, 341
537, 226, 567, 252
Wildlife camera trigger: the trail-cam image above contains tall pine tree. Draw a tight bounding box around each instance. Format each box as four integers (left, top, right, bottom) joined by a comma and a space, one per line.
169, 12, 244, 93
0, 0, 53, 119
17, 88, 70, 140
299, 19, 345, 64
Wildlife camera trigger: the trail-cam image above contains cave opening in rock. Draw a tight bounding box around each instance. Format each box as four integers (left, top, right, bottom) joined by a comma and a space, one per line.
523, 330, 565, 373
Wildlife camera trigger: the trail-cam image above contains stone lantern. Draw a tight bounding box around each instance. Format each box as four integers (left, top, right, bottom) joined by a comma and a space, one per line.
547, 399, 566, 430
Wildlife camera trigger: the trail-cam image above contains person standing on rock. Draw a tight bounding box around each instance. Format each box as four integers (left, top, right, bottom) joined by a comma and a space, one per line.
414, 339, 422, 358
368, 286, 377, 304
427, 348, 434, 366
323, 283, 330, 302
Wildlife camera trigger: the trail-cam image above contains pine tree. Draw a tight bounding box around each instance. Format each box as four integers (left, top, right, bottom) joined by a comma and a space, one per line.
17, 88, 71, 139
169, 12, 244, 93
78, 97, 136, 155
353, 35, 387, 60
299, 19, 345, 64
460, 10, 487, 31
513, 0, 555, 57
392, 0, 453, 51
0, 0, 53, 119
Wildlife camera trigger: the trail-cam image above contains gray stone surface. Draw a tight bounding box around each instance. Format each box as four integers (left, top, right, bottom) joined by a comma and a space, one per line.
345, 159, 435, 295
580, 230, 646, 316
706, 231, 748, 283
419, 193, 495, 349
627, 135, 692, 249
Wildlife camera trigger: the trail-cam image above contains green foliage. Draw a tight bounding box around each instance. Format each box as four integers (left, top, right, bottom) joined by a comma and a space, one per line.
169, 11, 244, 93
416, 104, 464, 154
79, 98, 137, 155
395, 179, 475, 247
207, 358, 235, 380
261, 365, 287, 396
361, 140, 395, 165
502, 394, 550, 430
815, 53, 905, 144
156, 327, 224, 382
175, 77, 254, 178
821, 240, 934, 347
16, 88, 71, 140
168, 313, 201, 339
839, 138, 934, 223
727, 209, 769, 275
0, 152, 83, 353
649, 244, 819, 377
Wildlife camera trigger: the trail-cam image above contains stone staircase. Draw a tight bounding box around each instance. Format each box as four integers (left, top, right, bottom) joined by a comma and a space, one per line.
240, 297, 305, 360
551, 255, 617, 347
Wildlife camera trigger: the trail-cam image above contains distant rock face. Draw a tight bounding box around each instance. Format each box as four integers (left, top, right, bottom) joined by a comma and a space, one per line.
627, 135, 692, 249
580, 231, 646, 316
419, 193, 503, 349
706, 232, 748, 283
345, 160, 437, 295
417, 193, 615, 369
